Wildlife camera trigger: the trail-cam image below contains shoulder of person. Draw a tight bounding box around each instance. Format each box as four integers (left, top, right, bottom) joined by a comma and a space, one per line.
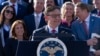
33, 26, 46, 34
59, 26, 72, 33
1, 1, 9, 5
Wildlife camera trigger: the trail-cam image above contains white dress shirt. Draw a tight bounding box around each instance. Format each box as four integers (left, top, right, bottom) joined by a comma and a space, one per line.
34, 12, 42, 29
84, 14, 90, 30
47, 25, 58, 33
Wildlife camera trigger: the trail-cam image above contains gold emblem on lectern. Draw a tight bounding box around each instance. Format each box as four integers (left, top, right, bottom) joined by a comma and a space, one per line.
41, 46, 63, 56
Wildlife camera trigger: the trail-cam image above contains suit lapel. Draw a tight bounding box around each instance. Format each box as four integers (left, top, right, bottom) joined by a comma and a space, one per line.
32, 15, 36, 29
17, 4, 21, 16
38, 14, 45, 28
44, 25, 50, 33
89, 15, 95, 38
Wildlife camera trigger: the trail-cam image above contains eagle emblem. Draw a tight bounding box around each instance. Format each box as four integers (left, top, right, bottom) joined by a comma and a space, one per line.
37, 38, 67, 56
41, 46, 63, 56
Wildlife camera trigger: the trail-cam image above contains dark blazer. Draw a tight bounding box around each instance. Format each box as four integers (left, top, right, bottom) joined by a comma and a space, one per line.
1, 1, 27, 19
0, 5, 2, 13
71, 14, 100, 41
91, 9, 98, 15
31, 25, 75, 42
4, 38, 18, 56
0, 33, 4, 56
23, 14, 47, 37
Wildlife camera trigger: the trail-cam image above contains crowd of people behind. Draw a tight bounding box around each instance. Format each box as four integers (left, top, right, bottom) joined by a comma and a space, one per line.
0, 0, 100, 56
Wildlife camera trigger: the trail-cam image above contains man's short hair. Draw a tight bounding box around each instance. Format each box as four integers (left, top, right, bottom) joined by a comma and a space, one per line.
44, 6, 60, 15
75, 2, 90, 12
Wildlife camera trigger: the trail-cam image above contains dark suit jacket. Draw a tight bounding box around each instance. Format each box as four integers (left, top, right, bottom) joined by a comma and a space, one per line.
0, 33, 4, 56
71, 14, 100, 41
91, 9, 98, 15
4, 38, 18, 56
23, 14, 47, 37
0, 5, 2, 13
1, 1, 27, 19
31, 25, 75, 42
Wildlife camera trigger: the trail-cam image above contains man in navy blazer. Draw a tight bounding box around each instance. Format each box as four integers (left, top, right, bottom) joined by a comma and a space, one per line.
71, 2, 100, 56
23, 0, 46, 37
31, 6, 75, 41
1, 0, 27, 19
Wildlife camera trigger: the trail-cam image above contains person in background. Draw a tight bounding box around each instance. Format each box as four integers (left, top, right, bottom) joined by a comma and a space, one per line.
4, 20, 28, 56
91, 0, 100, 16
71, 2, 100, 56
1, 0, 27, 19
71, 0, 81, 5
44, 0, 56, 9
0, 5, 16, 47
31, 6, 75, 41
61, 2, 75, 28
55, 0, 71, 7
23, 0, 46, 37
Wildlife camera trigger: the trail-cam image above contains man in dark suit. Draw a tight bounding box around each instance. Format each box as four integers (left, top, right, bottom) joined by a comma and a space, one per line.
71, 2, 100, 56
23, 0, 46, 37
1, 0, 27, 19
31, 6, 75, 41
91, 0, 100, 16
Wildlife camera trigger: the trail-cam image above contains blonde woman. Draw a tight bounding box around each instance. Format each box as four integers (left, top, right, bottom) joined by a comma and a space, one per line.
61, 2, 75, 28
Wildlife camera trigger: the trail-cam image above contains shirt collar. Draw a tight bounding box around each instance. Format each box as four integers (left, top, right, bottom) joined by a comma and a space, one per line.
84, 14, 90, 22
47, 25, 58, 33
34, 12, 42, 17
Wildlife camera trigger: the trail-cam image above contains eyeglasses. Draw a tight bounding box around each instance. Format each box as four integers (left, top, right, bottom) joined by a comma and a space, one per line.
48, 14, 61, 18
5, 10, 14, 14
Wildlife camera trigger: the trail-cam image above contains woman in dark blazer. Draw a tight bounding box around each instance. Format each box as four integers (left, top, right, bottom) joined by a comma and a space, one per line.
0, 5, 16, 47
4, 20, 28, 56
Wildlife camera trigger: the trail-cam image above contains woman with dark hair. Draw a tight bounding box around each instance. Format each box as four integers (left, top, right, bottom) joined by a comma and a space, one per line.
0, 5, 16, 47
4, 20, 28, 56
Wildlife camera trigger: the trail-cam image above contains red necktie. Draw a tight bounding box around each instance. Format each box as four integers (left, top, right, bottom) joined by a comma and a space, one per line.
52, 30, 56, 33
82, 21, 88, 35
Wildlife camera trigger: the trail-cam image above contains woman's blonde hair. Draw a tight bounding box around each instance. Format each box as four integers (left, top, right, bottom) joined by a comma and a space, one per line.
61, 2, 74, 19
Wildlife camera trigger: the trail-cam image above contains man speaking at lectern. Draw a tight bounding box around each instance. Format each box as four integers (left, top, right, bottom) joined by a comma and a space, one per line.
30, 6, 75, 41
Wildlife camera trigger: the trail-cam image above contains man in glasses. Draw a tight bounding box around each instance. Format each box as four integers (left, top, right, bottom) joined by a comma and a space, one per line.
31, 6, 75, 42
